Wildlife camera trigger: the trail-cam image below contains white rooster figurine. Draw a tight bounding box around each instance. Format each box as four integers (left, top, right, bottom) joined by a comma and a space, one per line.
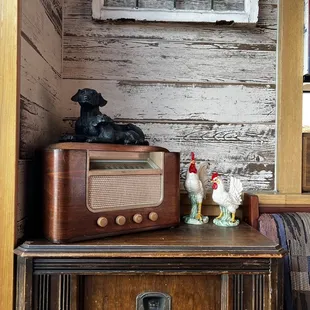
183, 152, 209, 225
211, 172, 243, 227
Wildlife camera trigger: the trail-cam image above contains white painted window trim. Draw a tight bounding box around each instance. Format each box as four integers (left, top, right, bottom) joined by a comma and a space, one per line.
92, 0, 259, 23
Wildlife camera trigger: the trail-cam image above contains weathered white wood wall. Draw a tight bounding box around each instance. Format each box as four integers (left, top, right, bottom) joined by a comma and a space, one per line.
20, 0, 64, 158
18, 0, 63, 241
62, 0, 277, 192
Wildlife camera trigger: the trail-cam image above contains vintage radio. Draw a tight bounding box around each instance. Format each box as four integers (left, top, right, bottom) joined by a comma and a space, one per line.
43, 143, 180, 243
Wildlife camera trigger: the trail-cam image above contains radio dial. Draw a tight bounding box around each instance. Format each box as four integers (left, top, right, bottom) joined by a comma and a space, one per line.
115, 215, 126, 226
133, 214, 143, 224
148, 212, 159, 222
97, 217, 108, 228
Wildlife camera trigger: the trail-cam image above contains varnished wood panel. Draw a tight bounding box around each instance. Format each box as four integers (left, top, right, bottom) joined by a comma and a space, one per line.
276, 0, 303, 193
15, 222, 284, 259
82, 274, 221, 310
0, 0, 20, 309
14, 224, 284, 309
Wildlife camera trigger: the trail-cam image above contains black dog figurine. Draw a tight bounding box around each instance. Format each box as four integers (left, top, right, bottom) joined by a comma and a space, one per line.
60, 88, 149, 145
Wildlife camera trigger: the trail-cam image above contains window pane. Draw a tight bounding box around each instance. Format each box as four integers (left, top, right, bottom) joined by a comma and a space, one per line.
139, 0, 174, 9
104, 0, 136, 7
176, 0, 212, 10
213, 0, 244, 11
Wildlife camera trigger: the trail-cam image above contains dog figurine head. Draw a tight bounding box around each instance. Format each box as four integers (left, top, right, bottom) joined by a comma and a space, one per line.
71, 88, 107, 108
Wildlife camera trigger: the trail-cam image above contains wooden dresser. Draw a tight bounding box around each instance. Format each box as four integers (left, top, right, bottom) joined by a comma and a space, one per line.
15, 222, 284, 310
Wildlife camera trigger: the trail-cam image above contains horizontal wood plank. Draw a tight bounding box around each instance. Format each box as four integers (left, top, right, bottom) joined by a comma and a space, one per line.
20, 36, 63, 158
64, 17, 276, 44
62, 119, 275, 191
62, 0, 277, 192
62, 79, 276, 123
63, 37, 276, 82
22, 0, 62, 73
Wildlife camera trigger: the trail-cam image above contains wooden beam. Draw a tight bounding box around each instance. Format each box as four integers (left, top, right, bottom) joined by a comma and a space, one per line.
0, 0, 20, 309
276, 0, 304, 193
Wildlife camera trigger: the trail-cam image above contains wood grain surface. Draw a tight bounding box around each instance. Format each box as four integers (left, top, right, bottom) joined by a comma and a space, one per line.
0, 0, 20, 309
15, 222, 284, 258
276, 0, 304, 193
62, 0, 277, 191
20, 0, 64, 159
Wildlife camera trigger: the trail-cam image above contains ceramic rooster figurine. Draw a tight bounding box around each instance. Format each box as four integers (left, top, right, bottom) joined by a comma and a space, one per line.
183, 152, 209, 225
211, 172, 243, 227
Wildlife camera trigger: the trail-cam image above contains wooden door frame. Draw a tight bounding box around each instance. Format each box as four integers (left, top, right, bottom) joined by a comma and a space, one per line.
0, 0, 20, 309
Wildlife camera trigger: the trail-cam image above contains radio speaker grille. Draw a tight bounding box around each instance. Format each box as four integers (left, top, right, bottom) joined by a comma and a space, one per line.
88, 174, 162, 211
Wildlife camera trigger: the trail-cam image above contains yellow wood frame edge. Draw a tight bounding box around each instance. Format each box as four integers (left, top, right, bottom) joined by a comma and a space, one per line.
255, 193, 310, 205
0, 0, 20, 309
276, 0, 304, 193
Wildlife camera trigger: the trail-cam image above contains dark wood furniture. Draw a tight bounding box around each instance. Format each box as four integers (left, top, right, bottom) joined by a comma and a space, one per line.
15, 222, 284, 310
43, 143, 180, 243
243, 193, 310, 229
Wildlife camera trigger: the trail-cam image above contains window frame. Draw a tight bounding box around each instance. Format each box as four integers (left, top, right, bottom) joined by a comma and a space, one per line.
92, 0, 259, 23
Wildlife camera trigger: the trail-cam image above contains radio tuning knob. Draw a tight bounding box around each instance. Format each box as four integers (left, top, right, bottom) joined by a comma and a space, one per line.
97, 217, 108, 228
148, 212, 159, 222
115, 215, 126, 226
133, 214, 143, 224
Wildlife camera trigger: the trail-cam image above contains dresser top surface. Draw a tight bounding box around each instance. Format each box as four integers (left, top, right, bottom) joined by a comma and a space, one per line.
15, 222, 284, 258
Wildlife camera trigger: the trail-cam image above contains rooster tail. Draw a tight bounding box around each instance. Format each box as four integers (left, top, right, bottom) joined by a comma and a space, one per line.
198, 162, 209, 198
229, 177, 243, 205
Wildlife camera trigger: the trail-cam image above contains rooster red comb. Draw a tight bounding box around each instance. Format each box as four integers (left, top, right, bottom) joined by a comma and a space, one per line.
191, 152, 195, 160
211, 172, 219, 180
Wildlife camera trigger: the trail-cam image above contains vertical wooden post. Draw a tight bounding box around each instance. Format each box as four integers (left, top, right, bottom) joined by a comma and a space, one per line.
0, 0, 20, 309
16, 257, 33, 310
277, 0, 304, 193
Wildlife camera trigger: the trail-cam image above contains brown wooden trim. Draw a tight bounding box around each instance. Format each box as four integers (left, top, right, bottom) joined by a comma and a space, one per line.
259, 206, 310, 214
243, 193, 259, 229
276, 0, 304, 193
0, 0, 20, 309
16, 256, 33, 310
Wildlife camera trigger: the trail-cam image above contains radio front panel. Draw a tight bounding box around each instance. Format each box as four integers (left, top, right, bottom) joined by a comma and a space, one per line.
43, 143, 180, 243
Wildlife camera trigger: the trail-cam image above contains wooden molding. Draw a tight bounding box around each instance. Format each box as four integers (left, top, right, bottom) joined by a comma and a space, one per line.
0, 0, 20, 308
276, 0, 304, 193
255, 192, 310, 205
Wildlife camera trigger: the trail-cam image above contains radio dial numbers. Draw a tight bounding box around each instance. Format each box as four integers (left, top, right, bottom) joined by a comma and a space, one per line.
115, 215, 126, 226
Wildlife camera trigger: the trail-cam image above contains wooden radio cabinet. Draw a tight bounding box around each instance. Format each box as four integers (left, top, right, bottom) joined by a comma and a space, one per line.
15, 222, 284, 310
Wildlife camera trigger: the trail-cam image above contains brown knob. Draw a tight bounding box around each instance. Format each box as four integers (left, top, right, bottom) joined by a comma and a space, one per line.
97, 217, 108, 228
133, 214, 143, 224
115, 215, 126, 226
148, 212, 158, 222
